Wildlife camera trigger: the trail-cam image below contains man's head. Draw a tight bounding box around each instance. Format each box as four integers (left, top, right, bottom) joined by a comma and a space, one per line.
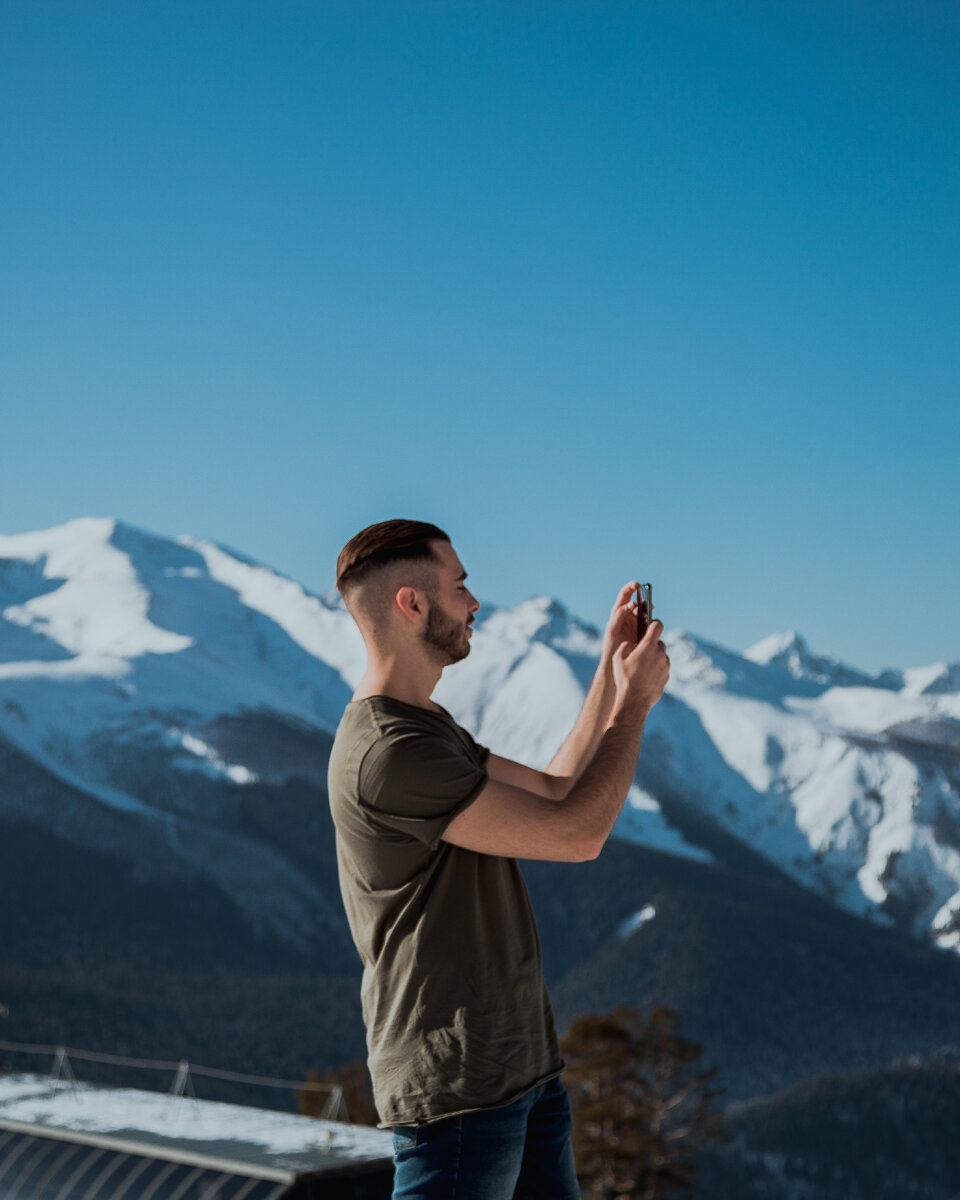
336, 519, 451, 598
337, 519, 478, 666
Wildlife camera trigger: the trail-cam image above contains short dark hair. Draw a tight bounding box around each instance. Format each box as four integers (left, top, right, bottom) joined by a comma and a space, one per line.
336, 519, 450, 595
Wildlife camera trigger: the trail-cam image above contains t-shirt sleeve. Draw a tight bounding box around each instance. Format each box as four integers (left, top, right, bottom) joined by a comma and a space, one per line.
358, 727, 488, 849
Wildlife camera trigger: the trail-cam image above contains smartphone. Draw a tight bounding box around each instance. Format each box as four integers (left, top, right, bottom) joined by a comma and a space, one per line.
636, 583, 653, 641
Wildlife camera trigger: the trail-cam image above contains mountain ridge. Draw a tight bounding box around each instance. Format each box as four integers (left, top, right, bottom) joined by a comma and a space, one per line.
2, 516, 959, 953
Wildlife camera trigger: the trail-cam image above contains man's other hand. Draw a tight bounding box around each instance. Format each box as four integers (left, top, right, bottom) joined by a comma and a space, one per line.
612, 618, 670, 720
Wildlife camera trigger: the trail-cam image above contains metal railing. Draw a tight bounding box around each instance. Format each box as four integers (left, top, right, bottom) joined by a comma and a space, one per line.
0, 1040, 346, 1122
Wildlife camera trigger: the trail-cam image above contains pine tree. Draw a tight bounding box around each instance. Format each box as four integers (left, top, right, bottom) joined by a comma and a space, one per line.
562, 1005, 722, 1199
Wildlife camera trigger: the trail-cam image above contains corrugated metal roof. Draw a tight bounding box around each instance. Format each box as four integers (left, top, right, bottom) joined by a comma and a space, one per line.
0, 1128, 291, 1199
0, 1074, 392, 1199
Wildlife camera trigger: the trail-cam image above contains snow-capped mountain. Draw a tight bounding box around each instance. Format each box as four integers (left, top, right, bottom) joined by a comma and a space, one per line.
2, 517, 959, 955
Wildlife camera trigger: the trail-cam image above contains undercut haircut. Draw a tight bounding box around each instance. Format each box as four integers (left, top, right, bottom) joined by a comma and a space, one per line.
336, 519, 450, 597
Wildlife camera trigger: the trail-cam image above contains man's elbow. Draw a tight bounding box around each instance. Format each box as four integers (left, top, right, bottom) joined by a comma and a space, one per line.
543, 772, 573, 802
565, 840, 603, 863
557, 819, 607, 862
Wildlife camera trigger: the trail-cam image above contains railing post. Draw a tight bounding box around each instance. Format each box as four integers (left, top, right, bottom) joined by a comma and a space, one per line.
321, 1084, 346, 1122
50, 1047, 77, 1093
169, 1060, 196, 1099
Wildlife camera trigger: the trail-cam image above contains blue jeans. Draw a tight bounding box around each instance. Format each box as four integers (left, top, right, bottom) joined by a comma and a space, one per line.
390, 1075, 580, 1199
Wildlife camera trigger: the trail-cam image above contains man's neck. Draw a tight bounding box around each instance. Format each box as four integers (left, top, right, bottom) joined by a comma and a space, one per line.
353, 648, 443, 711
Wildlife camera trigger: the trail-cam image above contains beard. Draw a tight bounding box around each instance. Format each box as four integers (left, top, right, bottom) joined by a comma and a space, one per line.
422, 597, 472, 666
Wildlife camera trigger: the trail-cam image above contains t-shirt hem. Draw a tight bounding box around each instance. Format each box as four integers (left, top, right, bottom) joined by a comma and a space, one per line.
378, 1064, 565, 1129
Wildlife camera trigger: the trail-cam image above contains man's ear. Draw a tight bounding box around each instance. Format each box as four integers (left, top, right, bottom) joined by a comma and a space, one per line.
394, 585, 426, 626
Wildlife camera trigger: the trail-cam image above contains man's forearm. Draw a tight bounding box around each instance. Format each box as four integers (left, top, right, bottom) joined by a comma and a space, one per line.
544, 654, 617, 792
556, 710, 647, 857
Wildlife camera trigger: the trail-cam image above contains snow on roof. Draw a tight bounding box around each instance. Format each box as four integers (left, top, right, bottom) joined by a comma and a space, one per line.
0, 1074, 392, 1182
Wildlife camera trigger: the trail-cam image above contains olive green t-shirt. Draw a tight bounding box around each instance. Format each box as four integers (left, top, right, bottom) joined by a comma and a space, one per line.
327, 695, 562, 1127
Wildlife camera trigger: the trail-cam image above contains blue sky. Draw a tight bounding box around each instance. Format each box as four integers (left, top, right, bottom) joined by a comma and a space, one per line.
2, 1, 957, 672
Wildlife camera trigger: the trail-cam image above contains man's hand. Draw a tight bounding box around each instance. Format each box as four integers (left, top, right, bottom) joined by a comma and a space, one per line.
611, 618, 670, 721
601, 581, 649, 663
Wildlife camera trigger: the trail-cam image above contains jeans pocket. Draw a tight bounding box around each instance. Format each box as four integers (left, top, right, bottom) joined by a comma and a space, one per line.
392, 1124, 420, 1152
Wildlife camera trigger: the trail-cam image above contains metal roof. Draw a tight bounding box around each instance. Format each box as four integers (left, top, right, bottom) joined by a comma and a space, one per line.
0, 1074, 393, 1199
0, 1130, 290, 1200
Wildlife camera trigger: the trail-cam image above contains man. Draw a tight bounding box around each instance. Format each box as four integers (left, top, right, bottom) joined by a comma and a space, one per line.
328, 519, 670, 1199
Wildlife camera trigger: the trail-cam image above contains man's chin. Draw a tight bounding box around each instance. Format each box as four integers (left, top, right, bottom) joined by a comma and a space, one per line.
422, 613, 473, 666
425, 640, 471, 668
447, 636, 472, 666
449, 642, 471, 665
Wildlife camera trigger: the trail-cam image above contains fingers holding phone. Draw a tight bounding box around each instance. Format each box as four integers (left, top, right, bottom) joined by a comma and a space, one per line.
613, 584, 669, 717
635, 582, 653, 642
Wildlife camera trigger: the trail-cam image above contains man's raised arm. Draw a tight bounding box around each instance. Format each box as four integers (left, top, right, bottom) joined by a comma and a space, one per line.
442, 618, 670, 862
486, 581, 648, 801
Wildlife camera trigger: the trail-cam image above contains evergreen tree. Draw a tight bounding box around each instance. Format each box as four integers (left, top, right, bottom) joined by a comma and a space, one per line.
562, 1005, 722, 1199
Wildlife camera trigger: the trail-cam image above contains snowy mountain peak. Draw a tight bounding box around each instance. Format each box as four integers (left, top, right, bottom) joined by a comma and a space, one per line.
901, 661, 960, 697
745, 630, 807, 664
489, 595, 569, 636
744, 631, 872, 689
0, 517, 192, 666
662, 630, 729, 688
477, 596, 601, 656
